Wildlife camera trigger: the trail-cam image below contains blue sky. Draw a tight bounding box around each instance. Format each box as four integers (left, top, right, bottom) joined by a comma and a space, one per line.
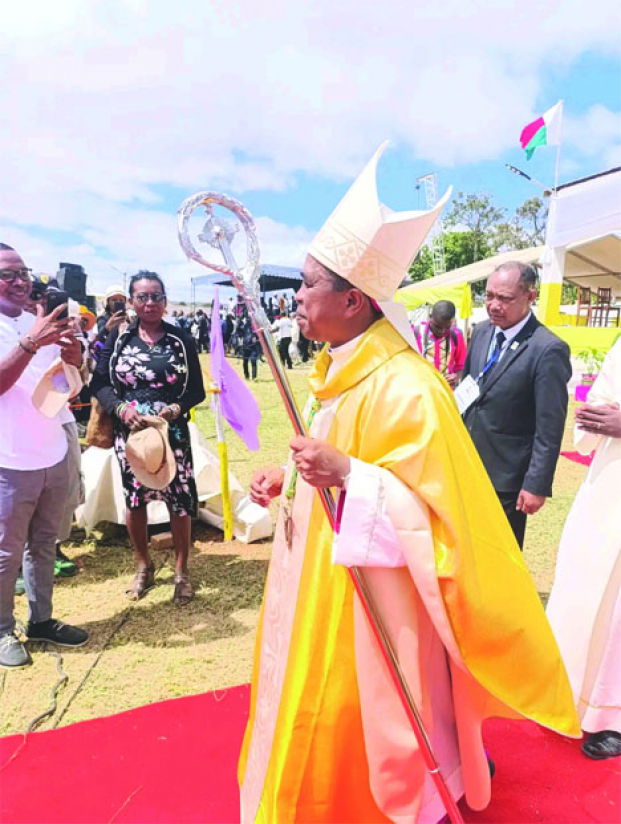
1, 1, 619, 301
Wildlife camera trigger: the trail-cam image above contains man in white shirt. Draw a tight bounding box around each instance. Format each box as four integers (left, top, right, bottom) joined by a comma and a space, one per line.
0, 244, 89, 669
461, 262, 571, 548
273, 313, 293, 369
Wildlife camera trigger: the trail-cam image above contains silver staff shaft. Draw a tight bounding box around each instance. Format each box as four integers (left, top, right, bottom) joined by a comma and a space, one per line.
178, 193, 463, 824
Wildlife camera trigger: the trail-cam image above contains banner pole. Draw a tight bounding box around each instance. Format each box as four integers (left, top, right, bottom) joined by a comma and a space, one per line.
212, 391, 234, 541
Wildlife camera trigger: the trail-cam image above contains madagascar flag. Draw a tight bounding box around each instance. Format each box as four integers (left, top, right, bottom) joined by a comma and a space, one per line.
520, 101, 563, 160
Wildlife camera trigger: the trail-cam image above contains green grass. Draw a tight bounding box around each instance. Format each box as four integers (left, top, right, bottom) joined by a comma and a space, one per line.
0, 356, 586, 735
194, 353, 312, 489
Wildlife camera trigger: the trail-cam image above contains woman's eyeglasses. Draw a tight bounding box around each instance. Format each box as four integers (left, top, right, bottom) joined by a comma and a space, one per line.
133, 292, 166, 304
0, 268, 32, 283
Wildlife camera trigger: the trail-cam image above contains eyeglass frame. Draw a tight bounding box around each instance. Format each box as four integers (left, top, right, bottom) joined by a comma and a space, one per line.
132, 292, 166, 304
0, 268, 33, 283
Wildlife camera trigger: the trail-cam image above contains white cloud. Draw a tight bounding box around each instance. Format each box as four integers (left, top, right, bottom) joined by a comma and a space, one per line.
564, 104, 621, 167
0, 208, 310, 302
1, 0, 619, 296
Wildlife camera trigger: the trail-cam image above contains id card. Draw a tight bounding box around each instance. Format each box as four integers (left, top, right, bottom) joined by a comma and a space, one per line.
454, 375, 480, 415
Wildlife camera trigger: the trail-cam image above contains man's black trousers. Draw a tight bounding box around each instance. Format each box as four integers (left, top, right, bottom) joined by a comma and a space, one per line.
496, 490, 527, 550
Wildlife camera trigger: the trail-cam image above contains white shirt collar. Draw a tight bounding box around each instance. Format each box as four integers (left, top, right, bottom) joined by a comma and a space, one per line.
493, 310, 532, 346
326, 332, 364, 380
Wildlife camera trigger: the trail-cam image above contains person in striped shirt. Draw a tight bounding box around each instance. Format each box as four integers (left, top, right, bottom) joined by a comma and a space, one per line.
414, 300, 466, 388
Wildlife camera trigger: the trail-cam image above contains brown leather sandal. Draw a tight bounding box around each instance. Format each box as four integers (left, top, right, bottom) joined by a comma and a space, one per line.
126, 563, 155, 601
173, 574, 193, 606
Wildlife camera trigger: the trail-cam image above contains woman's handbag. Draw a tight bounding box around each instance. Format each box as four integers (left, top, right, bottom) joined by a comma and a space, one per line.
86, 398, 114, 449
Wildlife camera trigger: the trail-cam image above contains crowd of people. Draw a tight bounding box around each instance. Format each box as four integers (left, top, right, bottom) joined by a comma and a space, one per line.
0, 154, 619, 821
167, 292, 312, 379
0, 259, 316, 659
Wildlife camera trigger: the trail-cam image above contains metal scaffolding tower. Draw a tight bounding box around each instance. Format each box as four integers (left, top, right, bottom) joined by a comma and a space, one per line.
416, 173, 447, 278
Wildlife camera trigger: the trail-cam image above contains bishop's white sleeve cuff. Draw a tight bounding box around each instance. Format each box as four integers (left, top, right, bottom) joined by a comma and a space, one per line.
574, 425, 601, 456
332, 458, 407, 568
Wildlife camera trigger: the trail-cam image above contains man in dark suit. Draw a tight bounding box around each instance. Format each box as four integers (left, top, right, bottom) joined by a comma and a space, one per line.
461, 261, 571, 548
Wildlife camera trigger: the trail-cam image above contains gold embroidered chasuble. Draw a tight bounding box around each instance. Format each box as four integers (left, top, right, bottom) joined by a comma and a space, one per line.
238, 318, 580, 823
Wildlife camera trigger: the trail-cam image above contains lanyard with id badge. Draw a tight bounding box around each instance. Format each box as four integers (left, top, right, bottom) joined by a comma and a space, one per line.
454, 333, 509, 416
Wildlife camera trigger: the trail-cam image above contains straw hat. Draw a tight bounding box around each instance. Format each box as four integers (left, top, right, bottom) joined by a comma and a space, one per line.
125, 416, 177, 490
79, 305, 96, 331
32, 358, 83, 418
308, 141, 451, 349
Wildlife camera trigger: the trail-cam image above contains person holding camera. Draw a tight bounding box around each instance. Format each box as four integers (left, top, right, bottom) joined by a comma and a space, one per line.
0, 243, 89, 668
91, 271, 205, 605
96, 285, 127, 345
27, 276, 84, 580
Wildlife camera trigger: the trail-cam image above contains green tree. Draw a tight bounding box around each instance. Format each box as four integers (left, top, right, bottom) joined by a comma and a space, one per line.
408, 244, 434, 281
443, 230, 493, 270
445, 192, 505, 261
492, 197, 548, 252
407, 230, 495, 282
406, 192, 545, 288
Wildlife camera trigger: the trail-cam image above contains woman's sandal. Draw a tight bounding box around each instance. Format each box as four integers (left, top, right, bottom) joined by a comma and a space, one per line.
126, 563, 156, 601
173, 574, 194, 606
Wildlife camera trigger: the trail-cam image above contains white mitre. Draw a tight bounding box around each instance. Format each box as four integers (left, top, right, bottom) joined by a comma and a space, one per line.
308, 141, 451, 349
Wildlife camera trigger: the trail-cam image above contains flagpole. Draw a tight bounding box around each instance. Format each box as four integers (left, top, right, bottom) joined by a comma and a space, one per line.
553, 145, 561, 194
553, 99, 563, 194
178, 192, 464, 824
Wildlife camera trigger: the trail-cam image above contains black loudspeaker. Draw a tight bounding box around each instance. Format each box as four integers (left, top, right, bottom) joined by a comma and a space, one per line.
57, 263, 87, 302
84, 295, 97, 313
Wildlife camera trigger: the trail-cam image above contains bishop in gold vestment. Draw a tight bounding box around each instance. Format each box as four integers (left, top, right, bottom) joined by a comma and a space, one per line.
239, 144, 579, 823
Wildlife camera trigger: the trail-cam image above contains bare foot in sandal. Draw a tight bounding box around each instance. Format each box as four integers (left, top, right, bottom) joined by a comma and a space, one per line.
173, 574, 193, 606
126, 563, 155, 600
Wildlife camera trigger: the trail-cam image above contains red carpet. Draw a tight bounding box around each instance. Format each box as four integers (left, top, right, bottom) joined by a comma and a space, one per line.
0, 685, 619, 823
561, 449, 594, 467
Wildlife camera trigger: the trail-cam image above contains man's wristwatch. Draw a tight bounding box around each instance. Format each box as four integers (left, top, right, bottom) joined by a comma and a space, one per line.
19, 334, 39, 354
19, 338, 36, 355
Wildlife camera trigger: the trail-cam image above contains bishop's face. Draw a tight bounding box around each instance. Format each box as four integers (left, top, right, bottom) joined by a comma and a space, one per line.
295, 255, 352, 344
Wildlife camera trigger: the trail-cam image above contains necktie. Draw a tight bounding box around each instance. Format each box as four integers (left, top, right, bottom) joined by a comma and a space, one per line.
483, 331, 506, 381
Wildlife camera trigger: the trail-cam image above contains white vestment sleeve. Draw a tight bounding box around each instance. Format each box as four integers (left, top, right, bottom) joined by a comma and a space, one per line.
332, 458, 411, 568
574, 342, 619, 454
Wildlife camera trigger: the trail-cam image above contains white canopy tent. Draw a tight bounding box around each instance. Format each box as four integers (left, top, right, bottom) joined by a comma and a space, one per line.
399, 237, 621, 301
398, 168, 621, 324
541, 168, 621, 306
403, 246, 542, 289
396, 247, 542, 318
190, 263, 302, 310
553, 234, 621, 294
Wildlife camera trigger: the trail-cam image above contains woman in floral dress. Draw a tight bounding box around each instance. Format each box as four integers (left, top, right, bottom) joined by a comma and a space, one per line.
92, 272, 205, 604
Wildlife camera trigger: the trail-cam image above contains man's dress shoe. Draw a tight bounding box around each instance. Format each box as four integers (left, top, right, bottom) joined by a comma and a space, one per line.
581, 730, 621, 760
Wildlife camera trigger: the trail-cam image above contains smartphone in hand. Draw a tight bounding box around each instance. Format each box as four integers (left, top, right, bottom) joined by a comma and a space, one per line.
46, 289, 70, 320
